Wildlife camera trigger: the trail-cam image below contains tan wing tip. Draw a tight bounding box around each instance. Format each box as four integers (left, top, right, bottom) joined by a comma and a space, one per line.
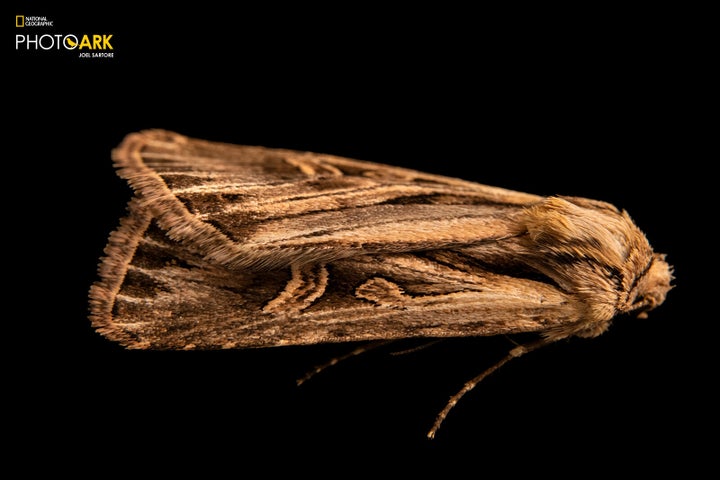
123, 129, 188, 144
88, 283, 151, 349
87, 198, 156, 350
111, 129, 188, 163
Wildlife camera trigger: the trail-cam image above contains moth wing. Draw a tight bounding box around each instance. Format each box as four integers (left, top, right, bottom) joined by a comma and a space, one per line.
89, 199, 585, 349
115, 130, 543, 270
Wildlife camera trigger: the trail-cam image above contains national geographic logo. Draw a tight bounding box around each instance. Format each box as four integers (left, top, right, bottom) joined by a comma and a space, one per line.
15, 14, 115, 59
16, 15, 52, 27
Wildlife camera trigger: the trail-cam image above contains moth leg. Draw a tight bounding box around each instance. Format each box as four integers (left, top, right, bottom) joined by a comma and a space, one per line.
388, 339, 444, 356
296, 340, 394, 386
427, 338, 551, 440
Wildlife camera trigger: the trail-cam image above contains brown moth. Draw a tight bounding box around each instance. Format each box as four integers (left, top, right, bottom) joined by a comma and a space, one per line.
89, 130, 673, 438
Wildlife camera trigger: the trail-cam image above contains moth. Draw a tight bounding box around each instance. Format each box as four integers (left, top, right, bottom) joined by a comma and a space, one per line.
89, 130, 673, 438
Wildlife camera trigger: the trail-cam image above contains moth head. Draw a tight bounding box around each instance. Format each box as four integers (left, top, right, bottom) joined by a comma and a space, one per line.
626, 253, 673, 319
520, 196, 673, 321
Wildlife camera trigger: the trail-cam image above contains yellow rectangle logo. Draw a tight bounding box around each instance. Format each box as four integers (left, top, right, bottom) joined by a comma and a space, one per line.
16, 15, 24, 27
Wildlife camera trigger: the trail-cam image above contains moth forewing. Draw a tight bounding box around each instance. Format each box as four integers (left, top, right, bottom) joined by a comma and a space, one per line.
89, 130, 673, 435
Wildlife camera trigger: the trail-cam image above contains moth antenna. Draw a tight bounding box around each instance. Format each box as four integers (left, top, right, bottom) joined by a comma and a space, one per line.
389, 339, 444, 356
427, 338, 551, 439
296, 340, 393, 386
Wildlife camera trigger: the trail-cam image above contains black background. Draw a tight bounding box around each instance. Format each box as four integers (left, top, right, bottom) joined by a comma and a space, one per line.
10, 2, 712, 474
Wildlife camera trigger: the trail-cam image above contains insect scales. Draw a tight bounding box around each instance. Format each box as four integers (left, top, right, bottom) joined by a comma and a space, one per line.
89, 130, 673, 438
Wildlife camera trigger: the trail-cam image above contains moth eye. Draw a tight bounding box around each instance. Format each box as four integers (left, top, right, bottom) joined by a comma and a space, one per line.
628, 255, 673, 318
